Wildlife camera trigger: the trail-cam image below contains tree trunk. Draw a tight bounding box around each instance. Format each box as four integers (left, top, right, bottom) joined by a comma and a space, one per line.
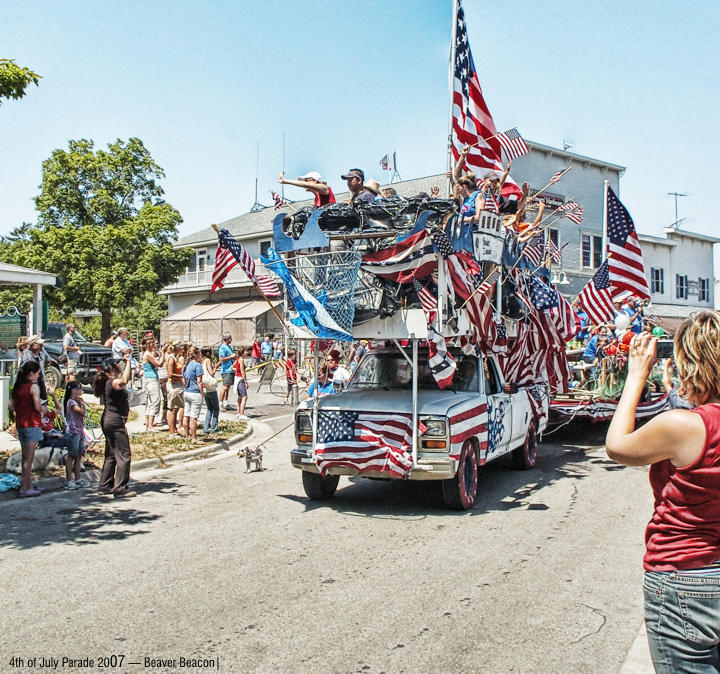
101, 309, 112, 341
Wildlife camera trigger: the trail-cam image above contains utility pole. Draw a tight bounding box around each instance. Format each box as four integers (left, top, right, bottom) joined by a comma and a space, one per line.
250, 141, 266, 212
667, 191, 688, 228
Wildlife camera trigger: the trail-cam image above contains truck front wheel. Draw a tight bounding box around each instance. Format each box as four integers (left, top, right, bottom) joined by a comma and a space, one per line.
302, 470, 340, 500
44, 365, 64, 391
512, 420, 538, 470
442, 440, 478, 510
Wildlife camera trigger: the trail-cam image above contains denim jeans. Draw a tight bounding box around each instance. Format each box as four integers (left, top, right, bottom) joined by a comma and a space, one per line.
644, 570, 720, 673
204, 390, 219, 434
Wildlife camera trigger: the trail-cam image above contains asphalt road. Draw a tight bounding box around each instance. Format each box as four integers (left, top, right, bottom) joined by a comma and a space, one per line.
0, 415, 652, 674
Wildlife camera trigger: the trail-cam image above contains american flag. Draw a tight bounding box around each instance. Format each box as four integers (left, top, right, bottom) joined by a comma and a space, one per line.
525, 385, 547, 422
497, 128, 530, 161
546, 238, 562, 265
449, 399, 488, 464
482, 190, 500, 214
606, 187, 650, 299
272, 191, 290, 209
530, 276, 559, 312
315, 410, 414, 479
577, 260, 617, 325
413, 278, 438, 323
450, 1, 521, 201
427, 325, 457, 389
558, 201, 584, 224
256, 274, 282, 298
211, 245, 238, 293
549, 167, 570, 185
379, 153, 393, 171
521, 233, 546, 268
360, 229, 436, 283
216, 227, 277, 299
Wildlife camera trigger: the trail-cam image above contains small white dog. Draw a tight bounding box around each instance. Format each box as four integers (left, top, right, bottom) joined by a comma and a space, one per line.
237, 446, 263, 472
6, 446, 67, 474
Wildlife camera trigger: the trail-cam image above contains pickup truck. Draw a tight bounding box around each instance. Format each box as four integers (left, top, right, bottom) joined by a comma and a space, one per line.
291, 347, 548, 510
40, 322, 113, 388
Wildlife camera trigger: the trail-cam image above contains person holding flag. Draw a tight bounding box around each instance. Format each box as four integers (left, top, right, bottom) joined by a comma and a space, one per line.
278, 171, 335, 208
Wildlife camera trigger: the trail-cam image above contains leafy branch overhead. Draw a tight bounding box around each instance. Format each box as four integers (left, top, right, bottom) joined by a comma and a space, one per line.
0, 59, 41, 105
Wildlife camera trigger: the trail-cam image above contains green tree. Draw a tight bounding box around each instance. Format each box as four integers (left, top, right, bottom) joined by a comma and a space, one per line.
25, 138, 191, 339
0, 59, 41, 105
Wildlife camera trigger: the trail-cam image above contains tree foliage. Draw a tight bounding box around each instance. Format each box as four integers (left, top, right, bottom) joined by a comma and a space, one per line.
0, 59, 41, 105
16, 137, 191, 338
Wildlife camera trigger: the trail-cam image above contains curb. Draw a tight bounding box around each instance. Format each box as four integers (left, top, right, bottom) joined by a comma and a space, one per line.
0, 424, 254, 501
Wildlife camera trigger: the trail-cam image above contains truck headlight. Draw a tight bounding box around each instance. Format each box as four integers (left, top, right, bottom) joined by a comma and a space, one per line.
296, 412, 313, 444
421, 418, 447, 437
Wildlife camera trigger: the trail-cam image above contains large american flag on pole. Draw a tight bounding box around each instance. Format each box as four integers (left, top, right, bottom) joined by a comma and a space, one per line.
216, 227, 281, 300
577, 260, 617, 325
211, 245, 238, 293
606, 187, 650, 299
315, 410, 414, 479
450, 1, 521, 200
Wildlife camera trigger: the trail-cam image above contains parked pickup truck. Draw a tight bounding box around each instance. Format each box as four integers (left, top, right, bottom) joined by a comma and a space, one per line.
40, 322, 113, 389
291, 347, 548, 510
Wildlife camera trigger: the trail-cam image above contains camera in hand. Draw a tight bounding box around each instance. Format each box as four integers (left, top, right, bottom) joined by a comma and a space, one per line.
656, 340, 674, 359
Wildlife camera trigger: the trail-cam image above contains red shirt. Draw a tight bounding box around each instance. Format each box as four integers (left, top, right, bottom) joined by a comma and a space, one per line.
314, 187, 336, 208
251, 341, 261, 360
14, 382, 42, 429
644, 403, 720, 571
285, 359, 297, 384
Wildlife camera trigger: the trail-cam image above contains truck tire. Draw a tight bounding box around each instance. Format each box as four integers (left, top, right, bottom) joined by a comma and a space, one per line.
302, 470, 340, 500
442, 440, 478, 510
44, 365, 64, 391
512, 420, 538, 470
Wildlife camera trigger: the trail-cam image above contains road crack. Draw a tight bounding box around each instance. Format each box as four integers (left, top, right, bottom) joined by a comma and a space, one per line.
570, 603, 607, 644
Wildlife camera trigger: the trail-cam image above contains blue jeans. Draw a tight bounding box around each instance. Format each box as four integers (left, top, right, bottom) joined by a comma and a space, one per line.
204, 390, 219, 434
644, 570, 720, 673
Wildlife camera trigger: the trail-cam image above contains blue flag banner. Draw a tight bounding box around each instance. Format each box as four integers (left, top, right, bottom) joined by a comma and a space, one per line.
261, 248, 352, 342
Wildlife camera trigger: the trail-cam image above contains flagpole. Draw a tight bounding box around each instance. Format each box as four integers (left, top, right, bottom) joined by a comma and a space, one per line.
530, 167, 572, 203
602, 180, 609, 259
446, 0, 459, 198
212, 223, 286, 326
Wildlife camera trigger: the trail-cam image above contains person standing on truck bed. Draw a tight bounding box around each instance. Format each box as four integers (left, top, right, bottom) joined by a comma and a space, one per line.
341, 168, 375, 204
278, 171, 336, 208
63, 323, 82, 382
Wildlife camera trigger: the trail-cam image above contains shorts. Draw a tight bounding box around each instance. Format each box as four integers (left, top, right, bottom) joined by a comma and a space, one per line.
236, 379, 248, 398
287, 381, 297, 393
65, 359, 78, 374
222, 372, 235, 387
17, 426, 44, 444
167, 382, 185, 409
183, 391, 203, 419
144, 378, 162, 417
67, 432, 86, 457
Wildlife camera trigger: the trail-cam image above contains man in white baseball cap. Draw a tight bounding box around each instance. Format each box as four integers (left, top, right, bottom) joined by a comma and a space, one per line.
278, 170, 336, 208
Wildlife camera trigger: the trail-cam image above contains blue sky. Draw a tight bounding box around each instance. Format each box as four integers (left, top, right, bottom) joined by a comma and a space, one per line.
2, 0, 717, 245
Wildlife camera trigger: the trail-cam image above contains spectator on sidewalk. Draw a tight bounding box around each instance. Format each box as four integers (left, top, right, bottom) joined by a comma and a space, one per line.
9, 360, 44, 497
63, 323, 82, 382
273, 336, 283, 360
63, 381, 88, 490
40, 386, 68, 451
278, 171, 336, 208
250, 338, 262, 367
157, 343, 169, 427
285, 350, 298, 405
94, 355, 135, 498
112, 328, 138, 391
182, 346, 204, 444
261, 336, 273, 361
165, 344, 185, 439
235, 347, 249, 420
201, 347, 219, 435
103, 331, 117, 349
218, 333, 236, 411
606, 315, 720, 672
15, 336, 28, 366
20, 335, 50, 401
142, 336, 165, 432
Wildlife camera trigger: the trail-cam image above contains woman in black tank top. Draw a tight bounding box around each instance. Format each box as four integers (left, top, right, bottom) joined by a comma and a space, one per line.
93, 356, 135, 498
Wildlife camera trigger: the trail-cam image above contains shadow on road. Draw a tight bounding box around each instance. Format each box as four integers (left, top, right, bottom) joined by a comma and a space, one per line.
278, 422, 624, 518
0, 479, 182, 550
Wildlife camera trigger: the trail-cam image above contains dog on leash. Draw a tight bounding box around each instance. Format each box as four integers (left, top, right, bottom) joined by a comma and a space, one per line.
237, 446, 263, 472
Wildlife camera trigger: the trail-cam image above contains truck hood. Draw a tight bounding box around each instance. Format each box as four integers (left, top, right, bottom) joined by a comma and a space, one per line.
298, 388, 481, 417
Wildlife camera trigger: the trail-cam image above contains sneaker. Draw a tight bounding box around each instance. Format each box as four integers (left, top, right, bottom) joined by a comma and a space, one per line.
65, 480, 80, 490
168, 433, 181, 439
97, 489, 114, 496
18, 487, 42, 498
75, 478, 90, 488
114, 490, 137, 499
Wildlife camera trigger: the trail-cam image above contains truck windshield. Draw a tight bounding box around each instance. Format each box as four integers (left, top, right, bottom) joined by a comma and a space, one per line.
347, 351, 480, 392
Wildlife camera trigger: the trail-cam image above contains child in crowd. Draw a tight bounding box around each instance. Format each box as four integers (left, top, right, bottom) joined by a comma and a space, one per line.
235, 347, 249, 420
64, 381, 88, 489
285, 350, 298, 405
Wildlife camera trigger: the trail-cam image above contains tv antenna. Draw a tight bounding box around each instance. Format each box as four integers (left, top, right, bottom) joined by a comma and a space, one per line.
562, 138, 573, 151
250, 141, 267, 212
667, 191, 688, 228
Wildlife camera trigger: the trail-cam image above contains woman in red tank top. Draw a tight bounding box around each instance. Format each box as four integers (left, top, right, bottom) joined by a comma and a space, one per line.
9, 360, 44, 497
606, 311, 720, 673
277, 171, 335, 208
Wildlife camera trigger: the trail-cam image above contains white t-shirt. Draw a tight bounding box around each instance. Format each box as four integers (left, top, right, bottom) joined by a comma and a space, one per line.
331, 365, 351, 388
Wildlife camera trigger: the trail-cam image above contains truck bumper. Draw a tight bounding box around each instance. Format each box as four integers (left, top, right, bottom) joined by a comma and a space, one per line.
291, 448, 456, 481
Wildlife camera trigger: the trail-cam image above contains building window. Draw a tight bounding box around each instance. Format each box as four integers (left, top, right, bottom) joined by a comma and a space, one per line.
197, 248, 207, 272
699, 277, 710, 302
676, 274, 688, 300
260, 240, 271, 257
650, 267, 664, 294
187, 251, 197, 272
547, 228, 560, 264
581, 234, 603, 269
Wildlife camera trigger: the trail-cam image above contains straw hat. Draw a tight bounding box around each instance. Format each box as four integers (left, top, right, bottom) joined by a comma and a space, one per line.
364, 179, 381, 195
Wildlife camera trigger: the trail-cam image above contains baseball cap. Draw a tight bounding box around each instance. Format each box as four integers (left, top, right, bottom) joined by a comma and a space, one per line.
341, 168, 364, 181
27, 335, 45, 345
298, 171, 324, 182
